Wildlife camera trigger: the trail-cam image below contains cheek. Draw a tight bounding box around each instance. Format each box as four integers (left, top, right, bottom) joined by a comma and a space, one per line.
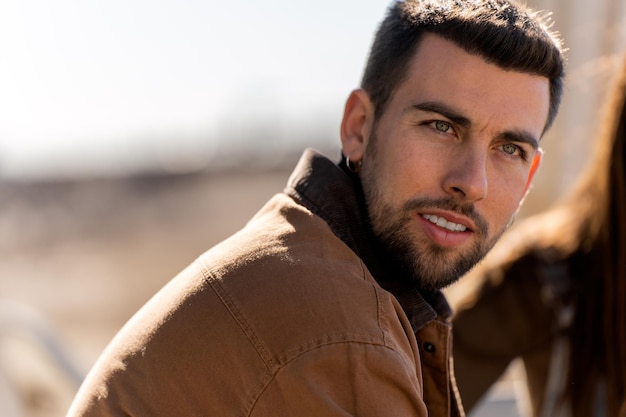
383, 146, 436, 199
367, 122, 447, 201
486, 167, 529, 217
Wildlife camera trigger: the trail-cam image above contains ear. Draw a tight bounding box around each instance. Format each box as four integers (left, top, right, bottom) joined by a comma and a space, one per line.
340, 89, 374, 163
517, 148, 543, 208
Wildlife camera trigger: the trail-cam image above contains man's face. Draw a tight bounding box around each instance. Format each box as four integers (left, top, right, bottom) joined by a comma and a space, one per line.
342, 33, 549, 290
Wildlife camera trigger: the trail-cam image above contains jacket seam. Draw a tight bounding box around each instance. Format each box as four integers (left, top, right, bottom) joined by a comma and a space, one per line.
246, 339, 414, 416
199, 259, 275, 370
363, 258, 389, 347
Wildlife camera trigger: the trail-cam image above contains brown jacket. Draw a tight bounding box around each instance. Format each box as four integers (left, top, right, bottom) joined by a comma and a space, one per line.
67, 149, 464, 417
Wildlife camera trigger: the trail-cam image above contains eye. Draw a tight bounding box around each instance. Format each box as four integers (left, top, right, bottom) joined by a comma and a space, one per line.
498, 143, 529, 161
434, 120, 451, 132
502, 143, 519, 155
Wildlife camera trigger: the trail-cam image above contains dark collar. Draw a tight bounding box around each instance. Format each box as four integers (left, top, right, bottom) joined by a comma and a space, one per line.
284, 149, 452, 329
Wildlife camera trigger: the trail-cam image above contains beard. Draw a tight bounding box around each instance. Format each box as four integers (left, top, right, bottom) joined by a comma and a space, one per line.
360, 134, 509, 291
365, 194, 505, 291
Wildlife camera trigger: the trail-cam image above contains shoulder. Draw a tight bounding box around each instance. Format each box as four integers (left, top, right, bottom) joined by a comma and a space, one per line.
68, 192, 419, 417
197, 192, 402, 352
134, 190, 411, 361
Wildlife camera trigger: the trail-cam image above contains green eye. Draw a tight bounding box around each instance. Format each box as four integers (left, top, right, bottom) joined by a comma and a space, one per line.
435, 121, 450, 132
502, 144, 518, 155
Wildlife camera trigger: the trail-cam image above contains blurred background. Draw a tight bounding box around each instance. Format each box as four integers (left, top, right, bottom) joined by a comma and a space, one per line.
1, 1, 625, 416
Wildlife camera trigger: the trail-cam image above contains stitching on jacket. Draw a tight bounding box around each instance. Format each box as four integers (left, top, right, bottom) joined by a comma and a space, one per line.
357, 258, 389, 347
246, 339, 417, 416
276, 332, 387, 363
198, 258, 276, 370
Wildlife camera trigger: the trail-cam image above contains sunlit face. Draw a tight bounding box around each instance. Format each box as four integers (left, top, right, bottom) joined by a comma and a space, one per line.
341, 33, 549, 290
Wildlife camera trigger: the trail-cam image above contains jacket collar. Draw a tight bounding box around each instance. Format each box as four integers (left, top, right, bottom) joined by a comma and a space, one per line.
284, 148, 452, 329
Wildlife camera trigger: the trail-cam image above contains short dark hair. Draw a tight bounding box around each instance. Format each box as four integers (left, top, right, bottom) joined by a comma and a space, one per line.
361, 0, 566, 132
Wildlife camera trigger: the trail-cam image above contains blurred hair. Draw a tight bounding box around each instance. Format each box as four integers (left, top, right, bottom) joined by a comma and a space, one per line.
556, 55, 626, 417
361, 0, 566, 132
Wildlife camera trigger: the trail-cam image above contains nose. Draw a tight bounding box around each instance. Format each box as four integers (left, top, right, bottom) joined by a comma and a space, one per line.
442, 146, 488, 202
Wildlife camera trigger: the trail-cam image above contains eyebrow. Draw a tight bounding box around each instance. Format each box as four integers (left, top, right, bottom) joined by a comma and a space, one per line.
410, 101, 540, 150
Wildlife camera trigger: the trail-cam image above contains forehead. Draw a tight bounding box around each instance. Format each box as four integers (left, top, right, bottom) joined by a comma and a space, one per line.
392, 33, 551, 137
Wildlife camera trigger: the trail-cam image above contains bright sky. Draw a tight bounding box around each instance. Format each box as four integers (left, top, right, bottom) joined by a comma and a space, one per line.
0, 1, 388, 178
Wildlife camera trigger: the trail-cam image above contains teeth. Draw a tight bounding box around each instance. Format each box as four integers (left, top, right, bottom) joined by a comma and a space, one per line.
423, 214, 467, 232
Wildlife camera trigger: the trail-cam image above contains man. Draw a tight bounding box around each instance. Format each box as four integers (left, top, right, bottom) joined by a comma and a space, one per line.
67, 1, 565, 416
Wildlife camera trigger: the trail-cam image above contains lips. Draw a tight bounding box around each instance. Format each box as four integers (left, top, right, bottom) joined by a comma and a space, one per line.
417, 212, 473, 247
422, 214, 468, 232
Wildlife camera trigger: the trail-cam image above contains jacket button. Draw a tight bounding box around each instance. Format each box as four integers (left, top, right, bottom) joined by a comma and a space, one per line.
424, 342, 435, 353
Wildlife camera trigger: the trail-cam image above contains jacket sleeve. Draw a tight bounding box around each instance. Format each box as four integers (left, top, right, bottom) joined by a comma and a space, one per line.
251, 341, 428, 417
451, 256, 557, 412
